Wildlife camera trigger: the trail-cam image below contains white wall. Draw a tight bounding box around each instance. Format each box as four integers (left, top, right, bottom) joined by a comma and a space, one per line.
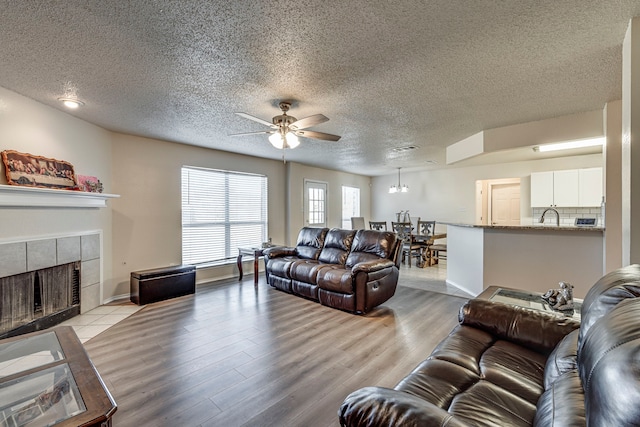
372, 154, 603, 228
0, 86, 114, 299
286, 162, 371, 245
110, 133, 288, 295
111, 134, 372, 297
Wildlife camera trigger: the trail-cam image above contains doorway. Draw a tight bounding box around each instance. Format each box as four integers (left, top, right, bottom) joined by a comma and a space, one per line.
476, 178, 521, 226
304, 180, 328, 228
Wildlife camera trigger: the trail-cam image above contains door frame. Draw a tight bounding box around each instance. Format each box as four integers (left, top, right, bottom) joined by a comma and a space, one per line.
487, 178, 521, 225
476, 178, 521, 225
303, 179, 329, 228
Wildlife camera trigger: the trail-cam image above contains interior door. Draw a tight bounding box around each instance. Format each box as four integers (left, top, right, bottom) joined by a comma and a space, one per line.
490, 183, 521, 226
304, 180, 328, 228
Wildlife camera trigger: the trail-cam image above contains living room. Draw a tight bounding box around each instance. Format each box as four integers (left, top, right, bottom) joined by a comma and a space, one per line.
3, 2, 640, 426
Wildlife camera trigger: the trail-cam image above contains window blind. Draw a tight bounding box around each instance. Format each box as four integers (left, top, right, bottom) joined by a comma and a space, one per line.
181, 166, 268, 265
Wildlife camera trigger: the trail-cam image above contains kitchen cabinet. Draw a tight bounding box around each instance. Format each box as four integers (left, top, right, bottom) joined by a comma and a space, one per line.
579, 167, 603, 207
553, 169, 580, 207
531, 170, 578, 207
531, 168, 601, 207
530, 171, 554, 207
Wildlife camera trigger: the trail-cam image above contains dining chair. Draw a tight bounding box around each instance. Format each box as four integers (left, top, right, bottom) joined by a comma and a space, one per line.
409, 216, 421, 229
416, 220, 436, 266
351, 217, 366, 230
369, 221, 387, 231
417, 220, 435, 236
391, 221, 423, 268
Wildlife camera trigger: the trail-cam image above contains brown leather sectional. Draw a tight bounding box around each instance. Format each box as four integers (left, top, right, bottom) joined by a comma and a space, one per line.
339, 264, 640, 426
264, 227, 401, 314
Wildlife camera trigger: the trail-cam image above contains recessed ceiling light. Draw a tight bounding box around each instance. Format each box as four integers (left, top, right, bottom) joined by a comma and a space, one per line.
534, 137, 604, 153
58, 97, 84, 109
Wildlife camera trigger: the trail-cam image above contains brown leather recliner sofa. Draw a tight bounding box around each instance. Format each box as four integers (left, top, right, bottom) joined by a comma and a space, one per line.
264, 227, 401, 314
340, 264, 640, 426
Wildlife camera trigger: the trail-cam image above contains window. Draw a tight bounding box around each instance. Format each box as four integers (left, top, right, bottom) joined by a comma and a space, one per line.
308, 188, 325, 225
342, 186, 360, 229
181, 166, 268, 265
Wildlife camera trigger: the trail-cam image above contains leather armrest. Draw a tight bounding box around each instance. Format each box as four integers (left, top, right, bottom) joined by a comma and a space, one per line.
263, 246, 296, 259
351, 259, 395, 274
339, 387, 467, 427
459, 299, 580, 354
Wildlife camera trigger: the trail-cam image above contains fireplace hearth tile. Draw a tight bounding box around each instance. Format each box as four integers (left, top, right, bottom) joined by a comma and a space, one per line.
81, 234, 100, 261
0, 242, 26, 278
81, 259, 100, 288
26, 239, 56, 271
81, 282, 100, 314
57, 236, 81, 264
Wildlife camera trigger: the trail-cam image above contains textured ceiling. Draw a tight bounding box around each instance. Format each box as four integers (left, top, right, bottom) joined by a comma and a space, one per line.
0, 1, 639, 176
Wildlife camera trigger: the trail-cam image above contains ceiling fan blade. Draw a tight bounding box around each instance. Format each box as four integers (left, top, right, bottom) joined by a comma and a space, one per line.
289, 114, 329, 130
235, 112, 276, 128
295, 130, 341, 141
229, 130, 275, 137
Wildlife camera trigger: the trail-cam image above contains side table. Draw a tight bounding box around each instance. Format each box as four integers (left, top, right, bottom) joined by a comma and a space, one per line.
237, 246, 271, 285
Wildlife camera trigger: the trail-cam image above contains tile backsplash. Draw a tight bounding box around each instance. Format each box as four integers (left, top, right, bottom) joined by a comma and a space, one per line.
532, 207, 602, 227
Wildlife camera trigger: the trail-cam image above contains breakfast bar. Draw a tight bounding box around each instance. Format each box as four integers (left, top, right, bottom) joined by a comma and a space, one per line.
444, 223, 604, 299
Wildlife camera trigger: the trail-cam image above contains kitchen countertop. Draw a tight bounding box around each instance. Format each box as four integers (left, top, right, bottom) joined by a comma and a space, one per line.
442, 222, 605, 232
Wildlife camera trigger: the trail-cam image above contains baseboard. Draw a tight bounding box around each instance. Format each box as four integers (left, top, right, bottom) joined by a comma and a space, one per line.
103, 293, 131, 304
445, 279, 478, 297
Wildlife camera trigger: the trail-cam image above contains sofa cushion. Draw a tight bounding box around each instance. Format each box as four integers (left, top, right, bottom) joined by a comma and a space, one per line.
448, 381, 537, 427
316, 265, 353, 294
318, 228, 356, 265
429, 325, 495, 374
289, 259, 323, 283
395, 358, 480, 408
578, 297, 640, 426
346, 230, 397, 268
266, 256, 298, 278
543, 329, 579, 389
534, 370, 585, 427
398, 323, 546, 412
294, 227, 329, 260
479, 340, 546, 404
578, 264, 640, 352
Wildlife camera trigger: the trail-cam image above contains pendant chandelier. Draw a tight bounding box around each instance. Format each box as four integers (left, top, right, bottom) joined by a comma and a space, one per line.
389, 167, 409, 193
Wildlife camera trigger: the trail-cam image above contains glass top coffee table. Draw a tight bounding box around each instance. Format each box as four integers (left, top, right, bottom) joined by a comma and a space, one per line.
0, 326, 116, 426
481, 286, 582, 320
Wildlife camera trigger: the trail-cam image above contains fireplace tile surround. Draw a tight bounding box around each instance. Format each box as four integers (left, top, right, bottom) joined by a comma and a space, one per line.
0, 232, 102, 314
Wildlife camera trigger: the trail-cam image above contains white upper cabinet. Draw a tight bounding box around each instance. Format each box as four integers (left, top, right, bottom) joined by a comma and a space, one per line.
553, 169, 579, 207
530, 171, 554, 207
579, 167, 603, 207
530, 167, 602, 207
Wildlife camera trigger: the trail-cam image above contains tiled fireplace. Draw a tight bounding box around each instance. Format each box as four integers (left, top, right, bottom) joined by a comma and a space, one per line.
0, 232, 102, 336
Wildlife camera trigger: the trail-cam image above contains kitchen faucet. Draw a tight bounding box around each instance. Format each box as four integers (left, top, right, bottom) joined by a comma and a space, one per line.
539, 207, 560, 226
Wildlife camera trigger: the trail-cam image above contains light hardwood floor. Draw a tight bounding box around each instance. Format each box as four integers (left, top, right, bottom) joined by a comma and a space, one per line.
84, 270, 470, 427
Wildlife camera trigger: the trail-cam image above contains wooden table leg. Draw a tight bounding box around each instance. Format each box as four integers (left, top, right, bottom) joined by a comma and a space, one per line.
237, 250, 243, 281
254, 253, 259, 285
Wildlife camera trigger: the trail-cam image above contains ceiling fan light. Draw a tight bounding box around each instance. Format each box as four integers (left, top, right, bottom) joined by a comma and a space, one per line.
285, 132, 299, 148
269, 133, 284, 149
58, 97, 84, 109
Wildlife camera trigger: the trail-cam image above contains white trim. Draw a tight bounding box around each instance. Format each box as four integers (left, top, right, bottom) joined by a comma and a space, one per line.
0, 184, 119, 208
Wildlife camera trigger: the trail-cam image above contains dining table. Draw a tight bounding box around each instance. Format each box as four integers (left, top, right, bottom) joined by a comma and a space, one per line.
411, 232, 447, 267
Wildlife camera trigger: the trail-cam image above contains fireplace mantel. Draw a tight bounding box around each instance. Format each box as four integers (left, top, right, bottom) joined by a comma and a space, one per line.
0, 184, 119, 208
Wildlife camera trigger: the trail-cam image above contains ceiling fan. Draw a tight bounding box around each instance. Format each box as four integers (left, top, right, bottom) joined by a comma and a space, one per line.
230, 101, 341, 149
